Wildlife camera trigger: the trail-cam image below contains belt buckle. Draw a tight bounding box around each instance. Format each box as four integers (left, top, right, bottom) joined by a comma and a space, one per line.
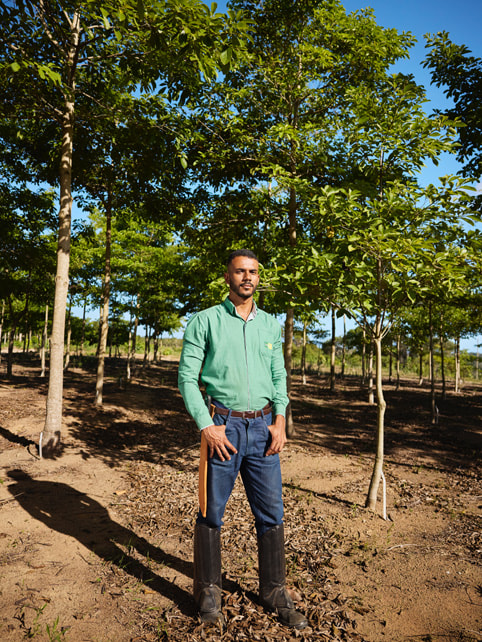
242, 411, 247, 419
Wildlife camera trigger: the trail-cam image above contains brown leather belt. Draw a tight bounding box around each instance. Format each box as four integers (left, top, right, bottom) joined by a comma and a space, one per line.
211, 403, 272, 419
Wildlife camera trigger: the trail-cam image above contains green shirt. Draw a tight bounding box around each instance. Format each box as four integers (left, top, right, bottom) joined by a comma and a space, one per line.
178, 297, 289, 430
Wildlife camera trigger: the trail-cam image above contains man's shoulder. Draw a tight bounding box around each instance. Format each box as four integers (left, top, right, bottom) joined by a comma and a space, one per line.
186, 302, 225, 326
255, 307, 281, 329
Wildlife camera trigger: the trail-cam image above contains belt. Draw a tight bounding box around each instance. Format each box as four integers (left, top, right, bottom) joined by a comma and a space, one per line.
211, 403, 272, 419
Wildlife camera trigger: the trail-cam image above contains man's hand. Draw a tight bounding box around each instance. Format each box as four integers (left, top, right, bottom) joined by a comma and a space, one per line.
266, 414, 287, 456
203, 424, 237, 461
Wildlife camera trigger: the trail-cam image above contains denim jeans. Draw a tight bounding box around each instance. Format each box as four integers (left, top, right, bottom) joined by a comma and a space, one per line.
196, 408, 284, 537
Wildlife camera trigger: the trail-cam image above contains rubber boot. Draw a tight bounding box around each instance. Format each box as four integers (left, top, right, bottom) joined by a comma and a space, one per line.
258, 524, 308, 629
193, 524, 224, 625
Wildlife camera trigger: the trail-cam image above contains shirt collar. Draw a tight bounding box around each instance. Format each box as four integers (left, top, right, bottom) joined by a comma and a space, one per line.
223, 296, 258, 321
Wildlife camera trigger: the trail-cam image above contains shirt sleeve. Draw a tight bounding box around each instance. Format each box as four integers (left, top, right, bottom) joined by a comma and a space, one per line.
270, 321, 289, 417
177, 314, 214, 431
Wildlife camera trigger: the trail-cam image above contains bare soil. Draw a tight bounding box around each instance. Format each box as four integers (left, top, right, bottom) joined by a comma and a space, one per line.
0, 355, 481, 642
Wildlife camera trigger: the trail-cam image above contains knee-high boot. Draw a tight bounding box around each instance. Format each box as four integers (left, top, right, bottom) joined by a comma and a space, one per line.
258, 524, 308, 629
193, 524, 224, 624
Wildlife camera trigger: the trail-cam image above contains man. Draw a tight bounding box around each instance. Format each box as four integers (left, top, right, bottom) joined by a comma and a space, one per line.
178, 249, 308, 629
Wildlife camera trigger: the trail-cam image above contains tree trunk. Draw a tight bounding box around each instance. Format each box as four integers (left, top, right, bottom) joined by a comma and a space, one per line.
0, 299, 4, 364
341, 314, 346, 379
40, 304, 49, 378
367, 341, 374, 405
301, 320, 307, 386
127, 301, 139, 382
361, 327, 366, 385
153, 330, 159, 362
454, 335, 461, 394
388, 339, 393, 383
143, 324, 150, 367
284, 308, 295, 438
429, 302, 437, 424
283, 175, 298, 438
64, 299, 72, 370
330, 307, 336, 392
395, 333, 401, 391
418, 350, 424, 386
440, 321, 446, 400
365, 328, 386, 512
41, 12, 80, 456
80, 299, 86, 357
95, 198, 112, 406
7, 327, 15, 377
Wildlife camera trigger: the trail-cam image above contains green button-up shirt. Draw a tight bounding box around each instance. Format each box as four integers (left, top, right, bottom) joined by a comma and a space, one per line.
178, 297, 289, 430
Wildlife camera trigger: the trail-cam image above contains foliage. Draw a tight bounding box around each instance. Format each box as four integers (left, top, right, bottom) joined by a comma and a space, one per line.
424, 32, 482, 182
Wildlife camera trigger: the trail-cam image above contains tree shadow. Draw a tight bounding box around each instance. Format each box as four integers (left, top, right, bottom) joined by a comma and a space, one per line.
6, 469, 195, 617
65, 362, 201, 471
0, 426, 37, 449
289, 375, 482, 471
283, 481, 359, 509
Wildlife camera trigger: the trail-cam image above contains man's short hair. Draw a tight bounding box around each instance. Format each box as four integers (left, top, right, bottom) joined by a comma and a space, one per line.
226, 249, 258, 266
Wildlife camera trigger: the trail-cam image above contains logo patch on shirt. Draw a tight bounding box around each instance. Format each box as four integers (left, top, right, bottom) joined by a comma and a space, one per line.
266, 343, 273, 350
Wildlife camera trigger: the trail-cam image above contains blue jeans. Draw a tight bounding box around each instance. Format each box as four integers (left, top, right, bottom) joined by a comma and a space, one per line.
196, 408, 284, 537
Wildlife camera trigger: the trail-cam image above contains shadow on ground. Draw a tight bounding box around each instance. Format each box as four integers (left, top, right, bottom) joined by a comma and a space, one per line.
6, 468, 195, 616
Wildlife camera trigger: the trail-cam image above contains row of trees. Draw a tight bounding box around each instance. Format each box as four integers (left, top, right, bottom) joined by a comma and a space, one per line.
1, 0, 481, 511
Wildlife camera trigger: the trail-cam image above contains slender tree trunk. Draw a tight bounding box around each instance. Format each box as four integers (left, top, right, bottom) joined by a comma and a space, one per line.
153, 330, 159, 362
330, 307, 336, 392
23, 325, 28, 353
396, 333, 401, 391
440, 319, 446, 400
80, 299, 86, 357
64, 299, 72, 370
418, 350, 424, 386
283, 176, 298, 438
388, 339, 393, 384
40, 304, 49, 378
454, 335, 461, 393
368, 340, 374, 405
301, 320, 307, 386
341, 314, 346, 379
42, 13, 80, 456
361, 328, 366, 385
143, 324, 150, 367
95, 198, 112, 406
429, 302, 437, 424
365, 325, 386, 512
0, 300, 4, 364
126, 301, 139, 382
7, 327, 15, 378
284, 308, 295, 437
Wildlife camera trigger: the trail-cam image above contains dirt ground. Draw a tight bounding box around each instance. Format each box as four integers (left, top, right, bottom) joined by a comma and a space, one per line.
0, 355, 480, 642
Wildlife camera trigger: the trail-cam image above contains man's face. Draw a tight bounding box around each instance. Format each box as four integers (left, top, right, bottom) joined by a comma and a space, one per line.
224, 256, 260, 300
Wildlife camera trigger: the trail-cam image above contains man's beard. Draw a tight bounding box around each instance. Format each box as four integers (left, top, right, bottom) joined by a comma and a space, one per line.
231, 281, 258, 299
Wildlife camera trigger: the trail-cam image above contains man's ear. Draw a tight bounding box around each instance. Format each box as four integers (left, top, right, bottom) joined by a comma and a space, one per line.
224, 271, 230, 285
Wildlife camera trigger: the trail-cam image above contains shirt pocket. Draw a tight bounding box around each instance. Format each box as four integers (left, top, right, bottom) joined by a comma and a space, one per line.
258, 330, 275, 364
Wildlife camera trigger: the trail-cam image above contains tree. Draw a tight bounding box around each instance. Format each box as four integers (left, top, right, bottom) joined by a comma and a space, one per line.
0, 0, 250, 455
424, 33, 482, 183
0, 177, 56, 376
184, 0, 416, 435
321, 178, 478, 512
